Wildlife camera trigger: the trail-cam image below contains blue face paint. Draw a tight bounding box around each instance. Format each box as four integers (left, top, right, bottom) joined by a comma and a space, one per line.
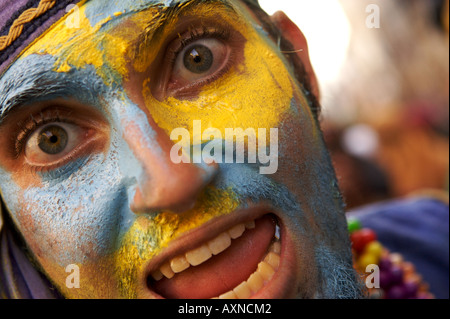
83, 0, 192, 26
0, 55, 106, 123
0, 0, 361, 299
0, 55, 163, 266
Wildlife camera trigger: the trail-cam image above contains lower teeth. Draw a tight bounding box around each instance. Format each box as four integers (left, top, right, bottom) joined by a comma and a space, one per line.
215, 231, 281, 299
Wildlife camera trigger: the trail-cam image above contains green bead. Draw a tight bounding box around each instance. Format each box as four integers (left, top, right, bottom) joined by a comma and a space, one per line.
348, 218, 362, 233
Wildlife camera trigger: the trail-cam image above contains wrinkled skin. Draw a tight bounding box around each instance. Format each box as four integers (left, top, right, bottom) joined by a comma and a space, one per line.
0, 0, 362, 298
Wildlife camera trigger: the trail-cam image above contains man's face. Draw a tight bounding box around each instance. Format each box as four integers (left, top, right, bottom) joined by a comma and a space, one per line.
0, 0, 356, 298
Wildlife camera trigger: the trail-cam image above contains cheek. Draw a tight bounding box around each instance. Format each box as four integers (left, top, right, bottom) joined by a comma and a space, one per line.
273, 91, 323, 180
273, 96, 350, 249
5, 152, 127, 267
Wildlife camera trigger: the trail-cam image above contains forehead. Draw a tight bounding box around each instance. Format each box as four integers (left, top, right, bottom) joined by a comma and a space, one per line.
0, 0, 260, 120
5, 0, 254, 72
77, 0, 238, 25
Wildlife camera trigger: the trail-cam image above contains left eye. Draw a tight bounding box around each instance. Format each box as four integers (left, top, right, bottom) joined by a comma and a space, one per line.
169, 38, 230, 91
183, 44, 215, 74
25, 123, 84, 164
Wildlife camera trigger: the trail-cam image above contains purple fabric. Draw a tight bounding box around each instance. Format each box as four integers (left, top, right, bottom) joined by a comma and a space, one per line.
0, 0, 28, 31
0, 223, 61, 299
348, 196, 449, 299
0, 0, 84, 77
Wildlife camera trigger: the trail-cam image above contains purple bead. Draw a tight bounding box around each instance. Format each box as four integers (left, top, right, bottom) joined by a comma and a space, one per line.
387, 285, 408, 299
378, 258, 392, 271
380, 271, 393, 289
403, 281, 419, 298
390, 266, 404, 285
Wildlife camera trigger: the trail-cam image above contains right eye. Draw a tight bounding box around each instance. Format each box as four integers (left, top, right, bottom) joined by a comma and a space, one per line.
25, 122, 86, 165
36, 124, 69, 154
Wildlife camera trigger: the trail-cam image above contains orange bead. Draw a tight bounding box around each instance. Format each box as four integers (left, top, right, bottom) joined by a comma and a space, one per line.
419, 282, 430, 293
390, 253, 404, 266
405, 273, 422, 285
402, 262, 416, 276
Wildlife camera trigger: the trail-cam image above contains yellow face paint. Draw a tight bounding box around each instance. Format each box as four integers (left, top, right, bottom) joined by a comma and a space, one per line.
145, 9, 296, 143
20, 4, 159, 86
110, 5, 303, 297
114, 187, 240, 298
23, 5, 104, 72
21, 1, 299, 138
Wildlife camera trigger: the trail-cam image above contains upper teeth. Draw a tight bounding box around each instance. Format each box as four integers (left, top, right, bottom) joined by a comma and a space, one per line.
151, 220, 257, 281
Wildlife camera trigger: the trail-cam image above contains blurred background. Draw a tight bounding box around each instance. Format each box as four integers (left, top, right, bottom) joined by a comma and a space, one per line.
259, 0, 449, 299
260, 0, 449, 209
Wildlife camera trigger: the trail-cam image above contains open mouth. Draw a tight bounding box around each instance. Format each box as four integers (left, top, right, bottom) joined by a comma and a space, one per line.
146, 214, 282, 299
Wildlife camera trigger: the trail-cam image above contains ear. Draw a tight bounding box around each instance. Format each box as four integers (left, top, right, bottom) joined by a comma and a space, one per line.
270, 11, 320, 100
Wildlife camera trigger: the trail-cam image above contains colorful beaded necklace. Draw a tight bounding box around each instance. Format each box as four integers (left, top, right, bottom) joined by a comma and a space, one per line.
348, 218, 435, 299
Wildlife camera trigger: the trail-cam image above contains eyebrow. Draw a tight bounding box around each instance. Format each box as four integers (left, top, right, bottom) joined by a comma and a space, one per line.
0, 0, 237, 124
1, 89, 46, 125
0, 73, 42, 125
0, 65, 100, 126
133, 0, 237, 60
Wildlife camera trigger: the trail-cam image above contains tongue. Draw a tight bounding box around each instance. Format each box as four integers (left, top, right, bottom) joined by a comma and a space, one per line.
151, 215, 276, 299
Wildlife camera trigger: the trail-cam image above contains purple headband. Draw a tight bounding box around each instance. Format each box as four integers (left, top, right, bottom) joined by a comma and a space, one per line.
0, 0, 85, 77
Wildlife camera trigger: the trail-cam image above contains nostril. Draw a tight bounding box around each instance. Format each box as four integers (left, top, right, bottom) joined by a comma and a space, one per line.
130, 182, 197, 214
130, 162, 219, 214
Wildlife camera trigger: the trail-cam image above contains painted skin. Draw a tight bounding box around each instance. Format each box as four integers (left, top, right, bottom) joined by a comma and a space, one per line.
0, 0, 360, 298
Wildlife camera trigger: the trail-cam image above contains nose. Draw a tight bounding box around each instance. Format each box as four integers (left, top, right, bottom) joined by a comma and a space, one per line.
125, 120, 219, 214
